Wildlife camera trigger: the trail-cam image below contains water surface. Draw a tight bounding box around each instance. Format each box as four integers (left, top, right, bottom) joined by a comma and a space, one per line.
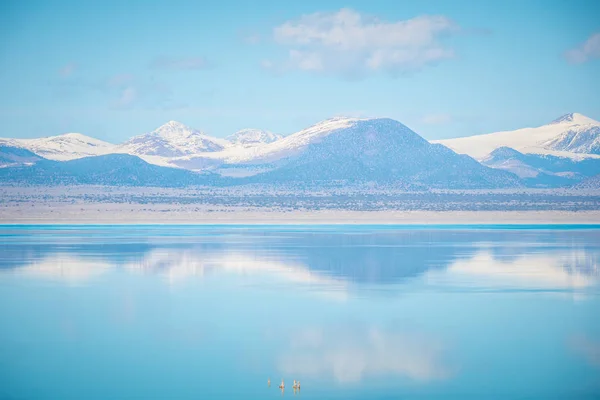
0, 225, 599, 399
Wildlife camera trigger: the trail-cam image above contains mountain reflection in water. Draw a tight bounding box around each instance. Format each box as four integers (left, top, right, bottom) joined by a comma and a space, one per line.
0, 226, 599, 400
1, 227, 598, 291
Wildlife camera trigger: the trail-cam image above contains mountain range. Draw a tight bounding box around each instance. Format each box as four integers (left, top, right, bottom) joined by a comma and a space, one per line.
435, 113, 600, 159
1, 113, 599, 189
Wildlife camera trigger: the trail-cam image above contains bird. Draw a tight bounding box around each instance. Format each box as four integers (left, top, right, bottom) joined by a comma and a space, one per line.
268, 378, 271, 387
279, 379, 285, 390
296, 381, 301, 390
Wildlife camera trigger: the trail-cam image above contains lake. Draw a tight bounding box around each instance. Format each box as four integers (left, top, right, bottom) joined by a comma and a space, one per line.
0, 225, 599, 399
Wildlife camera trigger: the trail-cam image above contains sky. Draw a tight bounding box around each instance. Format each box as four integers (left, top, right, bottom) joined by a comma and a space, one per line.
0, 0, 599, 143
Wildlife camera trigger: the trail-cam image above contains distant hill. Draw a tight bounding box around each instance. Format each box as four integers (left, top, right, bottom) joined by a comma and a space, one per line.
0, 153, 217, 187
0, 145, 45, 167
481, 146, 600, 187
573, 174, 600, 189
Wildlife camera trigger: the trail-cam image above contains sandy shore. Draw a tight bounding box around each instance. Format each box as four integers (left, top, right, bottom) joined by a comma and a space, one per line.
1, 205, 599, 225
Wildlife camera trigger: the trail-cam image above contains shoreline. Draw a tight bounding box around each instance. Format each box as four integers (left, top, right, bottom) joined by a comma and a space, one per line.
2, 210, 600, 225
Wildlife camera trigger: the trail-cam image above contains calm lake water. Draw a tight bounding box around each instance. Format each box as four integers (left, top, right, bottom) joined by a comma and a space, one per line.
0, 225, 599, 399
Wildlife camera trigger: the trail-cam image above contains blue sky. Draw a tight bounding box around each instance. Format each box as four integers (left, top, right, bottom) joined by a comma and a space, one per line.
0, 0, 599, 143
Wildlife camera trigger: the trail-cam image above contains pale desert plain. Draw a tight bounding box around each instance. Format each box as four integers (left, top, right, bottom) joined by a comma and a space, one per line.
2, 185, 599, 225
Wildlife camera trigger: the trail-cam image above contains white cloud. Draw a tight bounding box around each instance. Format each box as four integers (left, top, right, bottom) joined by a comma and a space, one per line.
115, 86, 138, 108
106, 74, 181, 110
260, 59, 274, 70
107, 74, 135, 87
271, 8, 459, 75
150, 56, 210, 70
58, 62, 77, 78
422, 113, 453, 125
565, 32, 600, 64
289, 49, 324, 71
243, 33, 261, 45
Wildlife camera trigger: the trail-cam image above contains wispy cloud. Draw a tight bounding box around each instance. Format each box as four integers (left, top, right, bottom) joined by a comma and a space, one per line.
107, 73, 182, 110
422, 113, 453, 125
50, 71, 166, 110
565, 32, 600, 64
107, 74, 135, 87
260, 59, 274, 70
243, 33, 261, 45
58, 62, 77, 78
150, 56, 210, 70
269, 8, 460, 77
113, 86, 138, 109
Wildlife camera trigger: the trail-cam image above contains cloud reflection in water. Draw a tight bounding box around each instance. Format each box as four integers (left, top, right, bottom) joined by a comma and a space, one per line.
279, 326, 452, 383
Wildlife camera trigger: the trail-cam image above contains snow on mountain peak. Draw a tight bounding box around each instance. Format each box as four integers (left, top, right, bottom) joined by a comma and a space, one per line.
152, 121, 204, 139
435, 112, 600, 159
45, 132, 115, 147
550, 113, 599, 126
117, 121, 229, 157
227, 129, 282, 147
551, 113, 577, 124
0, 132, 116, 161
290, 116, 366, 139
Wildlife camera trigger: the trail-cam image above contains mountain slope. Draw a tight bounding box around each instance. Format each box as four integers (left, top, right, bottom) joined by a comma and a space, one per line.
573, 174, 600, 189
0, 133, 116, 161
481, 146, 600, 187
245, 118, 521, 189
543, 125, 600, 154
435, 113, 600, 160
116, 121, 229, 158
0, 153, 216, 186
226, 129, 282, 147
0, 145, 45, 167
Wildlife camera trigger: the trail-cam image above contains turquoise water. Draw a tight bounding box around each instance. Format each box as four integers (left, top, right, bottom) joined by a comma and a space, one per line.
0, 225, 599, 399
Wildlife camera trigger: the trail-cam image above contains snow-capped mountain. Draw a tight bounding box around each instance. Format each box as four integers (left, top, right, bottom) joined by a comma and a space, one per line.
171, 117, 373, 167
116, 121, 230, 158
435, 113, 600, 160
226, 129, 282, 147
0, 116, 522, 189
249, 117, 365, 163
242, 117, 521, 189
543, 125, 600, 154
3, 114, 600, 189
0, 133, 115, 161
